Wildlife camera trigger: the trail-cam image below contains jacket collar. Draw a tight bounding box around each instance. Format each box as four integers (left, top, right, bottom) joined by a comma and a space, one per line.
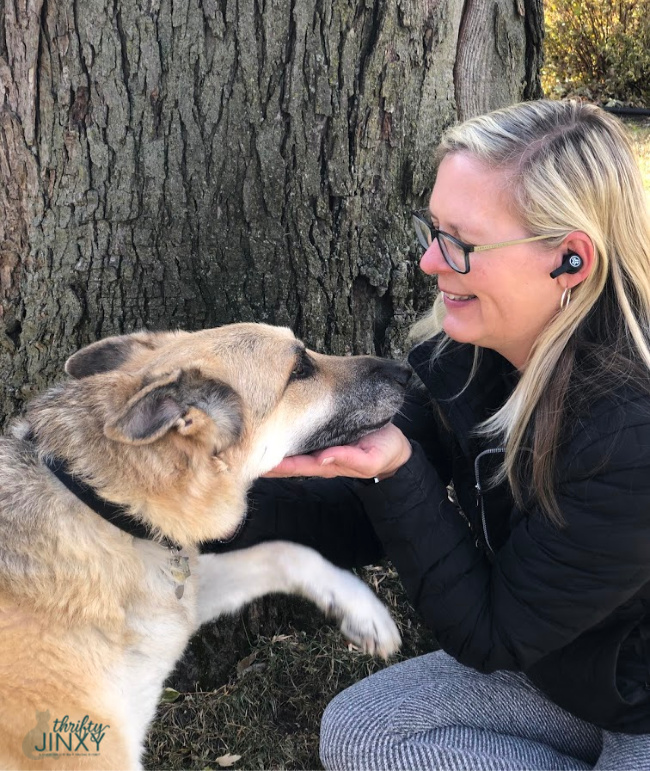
408, 335, 518, 456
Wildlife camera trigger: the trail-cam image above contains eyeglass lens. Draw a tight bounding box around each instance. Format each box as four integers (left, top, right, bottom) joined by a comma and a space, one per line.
437, 234, 466, 272
413, 216, 433, 250
412, 215, 466, 272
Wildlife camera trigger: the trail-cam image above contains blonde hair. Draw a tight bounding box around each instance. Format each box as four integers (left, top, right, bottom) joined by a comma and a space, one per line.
411, 99, 650, 522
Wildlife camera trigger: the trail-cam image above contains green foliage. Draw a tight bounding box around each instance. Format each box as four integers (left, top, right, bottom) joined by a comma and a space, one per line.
543, 0, 650, 104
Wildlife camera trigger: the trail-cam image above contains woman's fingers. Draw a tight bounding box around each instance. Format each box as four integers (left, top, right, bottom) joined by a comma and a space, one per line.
262, 445, 368, 478
263, 424, 411, 480
263, 453, 336, 478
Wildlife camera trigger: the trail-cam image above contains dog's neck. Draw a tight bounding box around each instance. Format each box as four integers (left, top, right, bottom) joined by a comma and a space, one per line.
42, 452, 185, 550
22, 417, 248, 549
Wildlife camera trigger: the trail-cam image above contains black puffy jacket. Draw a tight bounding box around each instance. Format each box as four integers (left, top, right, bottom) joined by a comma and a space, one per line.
203, 338, 650, 733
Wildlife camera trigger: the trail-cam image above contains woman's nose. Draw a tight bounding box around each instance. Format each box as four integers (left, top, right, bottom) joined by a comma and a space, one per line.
419, 239, 448, 276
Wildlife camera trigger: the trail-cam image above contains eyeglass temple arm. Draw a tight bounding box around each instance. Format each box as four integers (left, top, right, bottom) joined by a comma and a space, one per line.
472, 234, 550, 252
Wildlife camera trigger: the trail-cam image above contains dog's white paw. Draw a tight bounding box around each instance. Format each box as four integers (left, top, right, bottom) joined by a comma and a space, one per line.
324, 571, 401, 659
235, 541, 402, 659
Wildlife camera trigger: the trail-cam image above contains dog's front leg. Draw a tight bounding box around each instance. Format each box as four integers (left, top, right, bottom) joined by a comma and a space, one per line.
196, 542, 401, 659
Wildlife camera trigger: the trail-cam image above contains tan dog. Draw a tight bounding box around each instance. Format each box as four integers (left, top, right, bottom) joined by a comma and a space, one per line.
0, 323, 408, 770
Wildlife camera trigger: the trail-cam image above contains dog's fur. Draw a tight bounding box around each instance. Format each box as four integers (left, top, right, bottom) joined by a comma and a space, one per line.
0, 323, 409, 770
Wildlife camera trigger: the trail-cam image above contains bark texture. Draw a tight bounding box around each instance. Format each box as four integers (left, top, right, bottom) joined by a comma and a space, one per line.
1, 0, 542, 422
454, 0, 543, 119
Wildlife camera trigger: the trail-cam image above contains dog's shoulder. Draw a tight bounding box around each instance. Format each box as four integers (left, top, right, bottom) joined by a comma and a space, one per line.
0, 427, 55, 515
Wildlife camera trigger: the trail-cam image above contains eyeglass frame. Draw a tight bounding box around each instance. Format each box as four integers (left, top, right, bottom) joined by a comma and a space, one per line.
411, 209, 551, 274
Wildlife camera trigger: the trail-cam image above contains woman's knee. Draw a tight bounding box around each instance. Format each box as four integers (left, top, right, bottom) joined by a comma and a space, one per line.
319, 652, 466, 769
594, 730, 650, 770
319, 673, 387, 769
320, 651, 603, 770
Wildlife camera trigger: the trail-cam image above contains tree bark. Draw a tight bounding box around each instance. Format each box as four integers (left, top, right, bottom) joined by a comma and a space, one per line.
455, 0, 543, 119
0, 0, 543, 695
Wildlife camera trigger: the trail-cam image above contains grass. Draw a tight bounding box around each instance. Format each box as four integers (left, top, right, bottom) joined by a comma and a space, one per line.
145, 564, 437, 770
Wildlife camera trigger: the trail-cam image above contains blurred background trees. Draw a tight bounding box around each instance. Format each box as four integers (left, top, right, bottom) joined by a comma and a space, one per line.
543, 0, 650, 105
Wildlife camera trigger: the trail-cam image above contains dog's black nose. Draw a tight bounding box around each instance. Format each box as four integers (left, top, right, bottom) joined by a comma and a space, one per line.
371, 359, 412, 387
388, 360, 412, 387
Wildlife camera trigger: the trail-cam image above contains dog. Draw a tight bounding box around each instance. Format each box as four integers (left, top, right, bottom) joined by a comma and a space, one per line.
0, 323, 409, 770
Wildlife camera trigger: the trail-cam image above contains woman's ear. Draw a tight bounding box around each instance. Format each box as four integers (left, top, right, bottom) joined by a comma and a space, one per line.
554, 231, 595, 289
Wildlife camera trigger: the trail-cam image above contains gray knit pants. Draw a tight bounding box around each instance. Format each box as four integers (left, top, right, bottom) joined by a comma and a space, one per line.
319, 651, 650, 770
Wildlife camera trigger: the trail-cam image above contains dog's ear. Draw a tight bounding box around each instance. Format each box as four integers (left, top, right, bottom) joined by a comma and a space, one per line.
104, 369, 243, 450
65, 334, 155, 379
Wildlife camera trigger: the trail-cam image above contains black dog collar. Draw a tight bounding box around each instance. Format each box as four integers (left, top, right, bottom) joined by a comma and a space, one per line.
26, 430, 242, 549
42, 453, 196, 598
43, 453, 182, 549
39, 445, 243, 548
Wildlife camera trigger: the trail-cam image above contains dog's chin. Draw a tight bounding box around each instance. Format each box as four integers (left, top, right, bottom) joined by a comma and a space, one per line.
212, 517, 246, 543
291, 420, 390, 457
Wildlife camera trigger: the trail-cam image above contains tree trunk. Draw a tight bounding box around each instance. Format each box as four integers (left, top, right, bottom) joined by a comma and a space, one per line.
0, 0, 543, 690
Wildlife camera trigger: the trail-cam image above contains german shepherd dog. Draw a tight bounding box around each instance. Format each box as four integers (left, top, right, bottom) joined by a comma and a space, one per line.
0, 323, 409, 770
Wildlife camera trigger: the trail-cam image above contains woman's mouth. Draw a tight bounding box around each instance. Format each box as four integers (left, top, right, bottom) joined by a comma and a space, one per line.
442, 291, 477, 302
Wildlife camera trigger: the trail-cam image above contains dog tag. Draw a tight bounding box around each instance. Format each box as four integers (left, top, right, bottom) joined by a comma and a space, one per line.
169, 554, 191, 600
170, 554, 191, 582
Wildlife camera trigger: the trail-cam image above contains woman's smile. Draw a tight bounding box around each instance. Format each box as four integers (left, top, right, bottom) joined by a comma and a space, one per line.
441, 291, 478, 305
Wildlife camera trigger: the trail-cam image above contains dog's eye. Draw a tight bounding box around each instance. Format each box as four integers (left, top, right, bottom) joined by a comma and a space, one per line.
290, 352, 315, 381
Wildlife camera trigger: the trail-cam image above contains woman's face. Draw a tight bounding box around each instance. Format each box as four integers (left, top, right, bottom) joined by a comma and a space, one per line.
420, 152, 563, 369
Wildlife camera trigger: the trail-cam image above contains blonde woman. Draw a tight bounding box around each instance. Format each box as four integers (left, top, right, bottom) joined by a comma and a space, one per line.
205, 100, 650, 768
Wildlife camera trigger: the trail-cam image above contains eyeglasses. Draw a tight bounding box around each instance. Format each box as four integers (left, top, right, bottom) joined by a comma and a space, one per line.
412, 210, 551, 274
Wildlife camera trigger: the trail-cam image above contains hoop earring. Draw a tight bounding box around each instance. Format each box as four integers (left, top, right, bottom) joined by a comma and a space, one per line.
560, 287, 572, 311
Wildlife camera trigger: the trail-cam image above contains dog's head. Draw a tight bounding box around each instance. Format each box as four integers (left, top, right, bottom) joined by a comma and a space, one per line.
29, 324, 410, 545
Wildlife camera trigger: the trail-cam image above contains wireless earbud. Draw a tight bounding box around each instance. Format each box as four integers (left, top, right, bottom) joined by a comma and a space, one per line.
550, 252, 583, 279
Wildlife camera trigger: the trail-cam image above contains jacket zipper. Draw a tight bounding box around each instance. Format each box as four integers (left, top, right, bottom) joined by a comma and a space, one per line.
474, 447, 505, 556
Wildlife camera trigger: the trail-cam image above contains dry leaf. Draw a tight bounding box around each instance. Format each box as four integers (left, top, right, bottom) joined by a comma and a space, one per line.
236, 652, 257, 676
271, 634, 293, 643
216, 753, 242, 767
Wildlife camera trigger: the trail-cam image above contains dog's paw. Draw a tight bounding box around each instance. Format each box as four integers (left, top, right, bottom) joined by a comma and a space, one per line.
255, 541, 402, 659
339, 603, 401, 659
326, 573, 401, 659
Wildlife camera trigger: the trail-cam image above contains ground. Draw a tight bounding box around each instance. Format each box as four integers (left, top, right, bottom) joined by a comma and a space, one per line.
145, 564, 437, 770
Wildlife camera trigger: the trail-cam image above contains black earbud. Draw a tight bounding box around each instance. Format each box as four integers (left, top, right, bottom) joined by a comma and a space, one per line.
549, 252, 583, 279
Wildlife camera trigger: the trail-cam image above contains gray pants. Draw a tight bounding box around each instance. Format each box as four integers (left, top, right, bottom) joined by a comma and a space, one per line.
319, 651, 650, 770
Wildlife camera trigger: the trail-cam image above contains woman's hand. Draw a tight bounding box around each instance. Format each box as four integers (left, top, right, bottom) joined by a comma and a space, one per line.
264, 423, 412, 480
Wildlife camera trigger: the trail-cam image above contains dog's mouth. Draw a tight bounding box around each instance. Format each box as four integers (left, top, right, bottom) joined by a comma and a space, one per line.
290, 419, 392, 457
286, 366, 408, 460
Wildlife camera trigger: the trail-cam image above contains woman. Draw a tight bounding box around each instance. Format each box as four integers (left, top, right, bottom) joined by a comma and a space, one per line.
205, 100, 650, 769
